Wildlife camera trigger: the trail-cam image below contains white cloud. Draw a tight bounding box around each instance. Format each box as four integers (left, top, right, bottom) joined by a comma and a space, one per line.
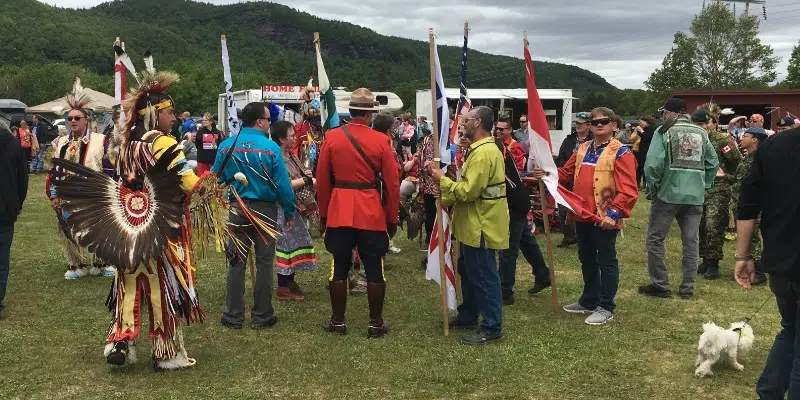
39, 0, 800, 89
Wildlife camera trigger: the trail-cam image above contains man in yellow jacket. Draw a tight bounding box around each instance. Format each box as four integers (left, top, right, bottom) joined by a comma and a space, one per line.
429, 106, 509, 345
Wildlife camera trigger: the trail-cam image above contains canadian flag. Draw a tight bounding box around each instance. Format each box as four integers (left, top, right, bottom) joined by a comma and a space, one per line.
524, 42, 601, 224
426, 208, 457, 311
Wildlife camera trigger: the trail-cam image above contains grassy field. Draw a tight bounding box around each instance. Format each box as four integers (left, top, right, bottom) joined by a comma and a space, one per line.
0, 175, 779, 399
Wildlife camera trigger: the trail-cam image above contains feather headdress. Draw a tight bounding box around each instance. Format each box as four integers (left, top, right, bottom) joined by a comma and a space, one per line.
121, 51, 179, 139
56, 76, 92, 116
698, 102, 722, 122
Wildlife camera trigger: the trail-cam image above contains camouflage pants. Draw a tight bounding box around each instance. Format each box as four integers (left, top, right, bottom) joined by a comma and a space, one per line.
699, 191, 730, 262
751, 219, 763, 263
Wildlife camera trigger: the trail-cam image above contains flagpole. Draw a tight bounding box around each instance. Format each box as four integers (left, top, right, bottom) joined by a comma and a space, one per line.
524, 32, 559, 313
430, 28, 449, 337
452, 19, 469, 299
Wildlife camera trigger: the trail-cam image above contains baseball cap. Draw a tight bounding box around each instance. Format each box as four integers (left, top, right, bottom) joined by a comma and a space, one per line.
691, 109, 711, 124
750, 114, 764, 123
777, 116, 795, 128
659, 98, 686, 113
744, 126, 768, 141
575, 112, 590, 123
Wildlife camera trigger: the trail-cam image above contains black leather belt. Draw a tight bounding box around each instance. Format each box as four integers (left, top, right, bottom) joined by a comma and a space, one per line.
334, 181, 378, 189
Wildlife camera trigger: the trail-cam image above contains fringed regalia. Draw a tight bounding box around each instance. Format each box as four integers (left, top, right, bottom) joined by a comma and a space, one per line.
45, 77, 116, 277
51, 52, 224, 369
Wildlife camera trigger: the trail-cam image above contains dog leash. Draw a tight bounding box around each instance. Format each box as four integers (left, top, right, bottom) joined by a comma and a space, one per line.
743, 293, 775, 324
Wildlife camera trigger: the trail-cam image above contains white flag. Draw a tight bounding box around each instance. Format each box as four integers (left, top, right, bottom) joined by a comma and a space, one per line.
426, 208, 457, 311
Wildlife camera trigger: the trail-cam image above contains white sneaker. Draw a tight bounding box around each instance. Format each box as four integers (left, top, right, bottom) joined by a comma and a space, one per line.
101, 266, 116, 277
88, 266, 103, 276
584, 307, 614, 325
64, 267, 88, 280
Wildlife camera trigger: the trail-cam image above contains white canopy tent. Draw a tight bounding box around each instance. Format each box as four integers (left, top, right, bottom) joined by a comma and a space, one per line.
26, 88, 116, 114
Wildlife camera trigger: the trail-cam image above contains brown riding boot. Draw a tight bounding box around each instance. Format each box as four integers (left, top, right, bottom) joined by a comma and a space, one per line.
288, 281, 311, 296
367, 282, 390, 338
322, 280, 347, 335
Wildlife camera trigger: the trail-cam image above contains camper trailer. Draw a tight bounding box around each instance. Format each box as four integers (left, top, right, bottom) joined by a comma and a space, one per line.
415, 88, 574, 155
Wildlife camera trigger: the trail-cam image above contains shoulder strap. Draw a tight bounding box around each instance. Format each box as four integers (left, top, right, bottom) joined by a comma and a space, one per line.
342, 125, 379, 175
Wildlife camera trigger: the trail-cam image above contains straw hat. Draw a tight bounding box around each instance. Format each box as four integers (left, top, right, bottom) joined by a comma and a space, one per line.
347, 88, 381, 111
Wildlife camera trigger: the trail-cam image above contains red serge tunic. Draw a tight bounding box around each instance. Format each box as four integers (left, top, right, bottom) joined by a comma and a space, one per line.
316, 120, 400, 231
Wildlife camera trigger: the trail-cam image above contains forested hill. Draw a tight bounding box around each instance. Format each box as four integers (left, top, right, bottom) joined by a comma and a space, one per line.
1, 0, 616, 114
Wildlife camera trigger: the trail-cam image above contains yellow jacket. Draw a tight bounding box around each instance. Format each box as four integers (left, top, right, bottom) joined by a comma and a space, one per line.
440, 136, 509, 250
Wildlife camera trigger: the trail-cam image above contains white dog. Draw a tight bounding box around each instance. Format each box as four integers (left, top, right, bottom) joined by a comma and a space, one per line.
695, 322, 754, 378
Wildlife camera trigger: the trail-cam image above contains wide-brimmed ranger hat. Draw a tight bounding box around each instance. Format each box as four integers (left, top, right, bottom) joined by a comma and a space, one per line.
347, 88, 382, 111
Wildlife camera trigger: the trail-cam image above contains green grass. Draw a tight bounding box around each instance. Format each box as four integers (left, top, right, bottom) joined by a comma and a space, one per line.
0, 176, 779, 399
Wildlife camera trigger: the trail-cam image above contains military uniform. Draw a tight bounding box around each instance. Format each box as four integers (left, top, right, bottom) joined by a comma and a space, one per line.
733, 152, 762, 263
699, 130, 742, 275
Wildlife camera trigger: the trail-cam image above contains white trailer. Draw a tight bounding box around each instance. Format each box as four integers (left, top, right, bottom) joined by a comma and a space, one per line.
415, 88, 575, 155
218, 87, 405, 136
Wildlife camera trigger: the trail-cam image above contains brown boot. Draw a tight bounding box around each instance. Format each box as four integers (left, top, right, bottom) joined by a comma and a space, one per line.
367, 282, 390, 338
277, 286, 304, 301
322, 280, 347, 335
288, 281, 312, 296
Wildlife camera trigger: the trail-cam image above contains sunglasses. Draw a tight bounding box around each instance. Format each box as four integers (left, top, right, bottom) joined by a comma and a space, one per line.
590, 118, 612, 127
519, 120, 528, 123
66, 116, 84, 122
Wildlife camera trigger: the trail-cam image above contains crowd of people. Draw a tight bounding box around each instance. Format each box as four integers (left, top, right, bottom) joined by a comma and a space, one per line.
2, 66, 800, 396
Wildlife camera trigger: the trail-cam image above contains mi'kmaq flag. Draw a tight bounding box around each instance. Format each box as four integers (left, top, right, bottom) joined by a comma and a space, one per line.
524, 40, 600, 223
425, 35, 457, 311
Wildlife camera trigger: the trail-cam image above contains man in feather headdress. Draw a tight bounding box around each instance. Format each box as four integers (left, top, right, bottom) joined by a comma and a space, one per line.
46, 77, 116, 279
50, 52, 223, 371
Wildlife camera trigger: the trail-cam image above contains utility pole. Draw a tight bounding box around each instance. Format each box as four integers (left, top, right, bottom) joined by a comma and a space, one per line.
716, 0, 765, 15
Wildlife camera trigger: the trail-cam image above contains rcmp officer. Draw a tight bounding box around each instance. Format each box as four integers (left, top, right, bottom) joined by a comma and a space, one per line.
734, 126, 769, 286
692, 108, 742, 279
316, 88, 400, 338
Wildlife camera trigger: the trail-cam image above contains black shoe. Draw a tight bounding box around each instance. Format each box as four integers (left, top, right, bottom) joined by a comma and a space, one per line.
527, 281, 551, 296
704, 265, 720, 280
252, 315, 278, 329
461, 330, 502, 345
220, 318, 243, 330
446, 316, 477, 330
323, 319, 347, 335
697, 260, 708, 275
638, 283, 672, 298
556, 240, 576, 248
679, 292, 693, 300
106, 341, 128, 366
753, 271, 768, 286
367, 320, 390, 338
502, 295, 515, 306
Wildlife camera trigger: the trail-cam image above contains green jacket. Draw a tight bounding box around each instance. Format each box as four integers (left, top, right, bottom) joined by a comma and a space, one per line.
707, 130, 742, 193
644, 116, 719, 206
440, 136, 509, 250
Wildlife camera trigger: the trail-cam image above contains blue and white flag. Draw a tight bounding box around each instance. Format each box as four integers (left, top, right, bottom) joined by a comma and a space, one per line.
432, 40, 451, 166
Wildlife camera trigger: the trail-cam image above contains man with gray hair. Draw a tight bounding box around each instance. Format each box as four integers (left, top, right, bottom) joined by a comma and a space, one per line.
639, 98, 718, 300
429, 105, 509, 345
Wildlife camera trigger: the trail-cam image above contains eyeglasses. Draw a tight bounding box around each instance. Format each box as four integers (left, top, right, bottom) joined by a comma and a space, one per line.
66, 116, 84, 122
590, 118, 612, 127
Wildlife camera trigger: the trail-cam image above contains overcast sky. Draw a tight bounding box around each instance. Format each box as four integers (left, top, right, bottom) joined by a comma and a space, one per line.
42, 0, 799, 89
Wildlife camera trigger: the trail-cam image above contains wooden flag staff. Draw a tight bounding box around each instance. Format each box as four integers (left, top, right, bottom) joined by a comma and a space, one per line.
524, 31, 559, 313
430, 28, 449, 337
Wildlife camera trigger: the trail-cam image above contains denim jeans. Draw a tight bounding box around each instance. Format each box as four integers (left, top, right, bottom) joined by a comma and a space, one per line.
646, 197, 703, 295
756, 276, 800, 399
31, 147, 45, 173
0, 223, 14, 313
455, 235, 503, 336
575, 222, 619, 313
498, 217, 550, 298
